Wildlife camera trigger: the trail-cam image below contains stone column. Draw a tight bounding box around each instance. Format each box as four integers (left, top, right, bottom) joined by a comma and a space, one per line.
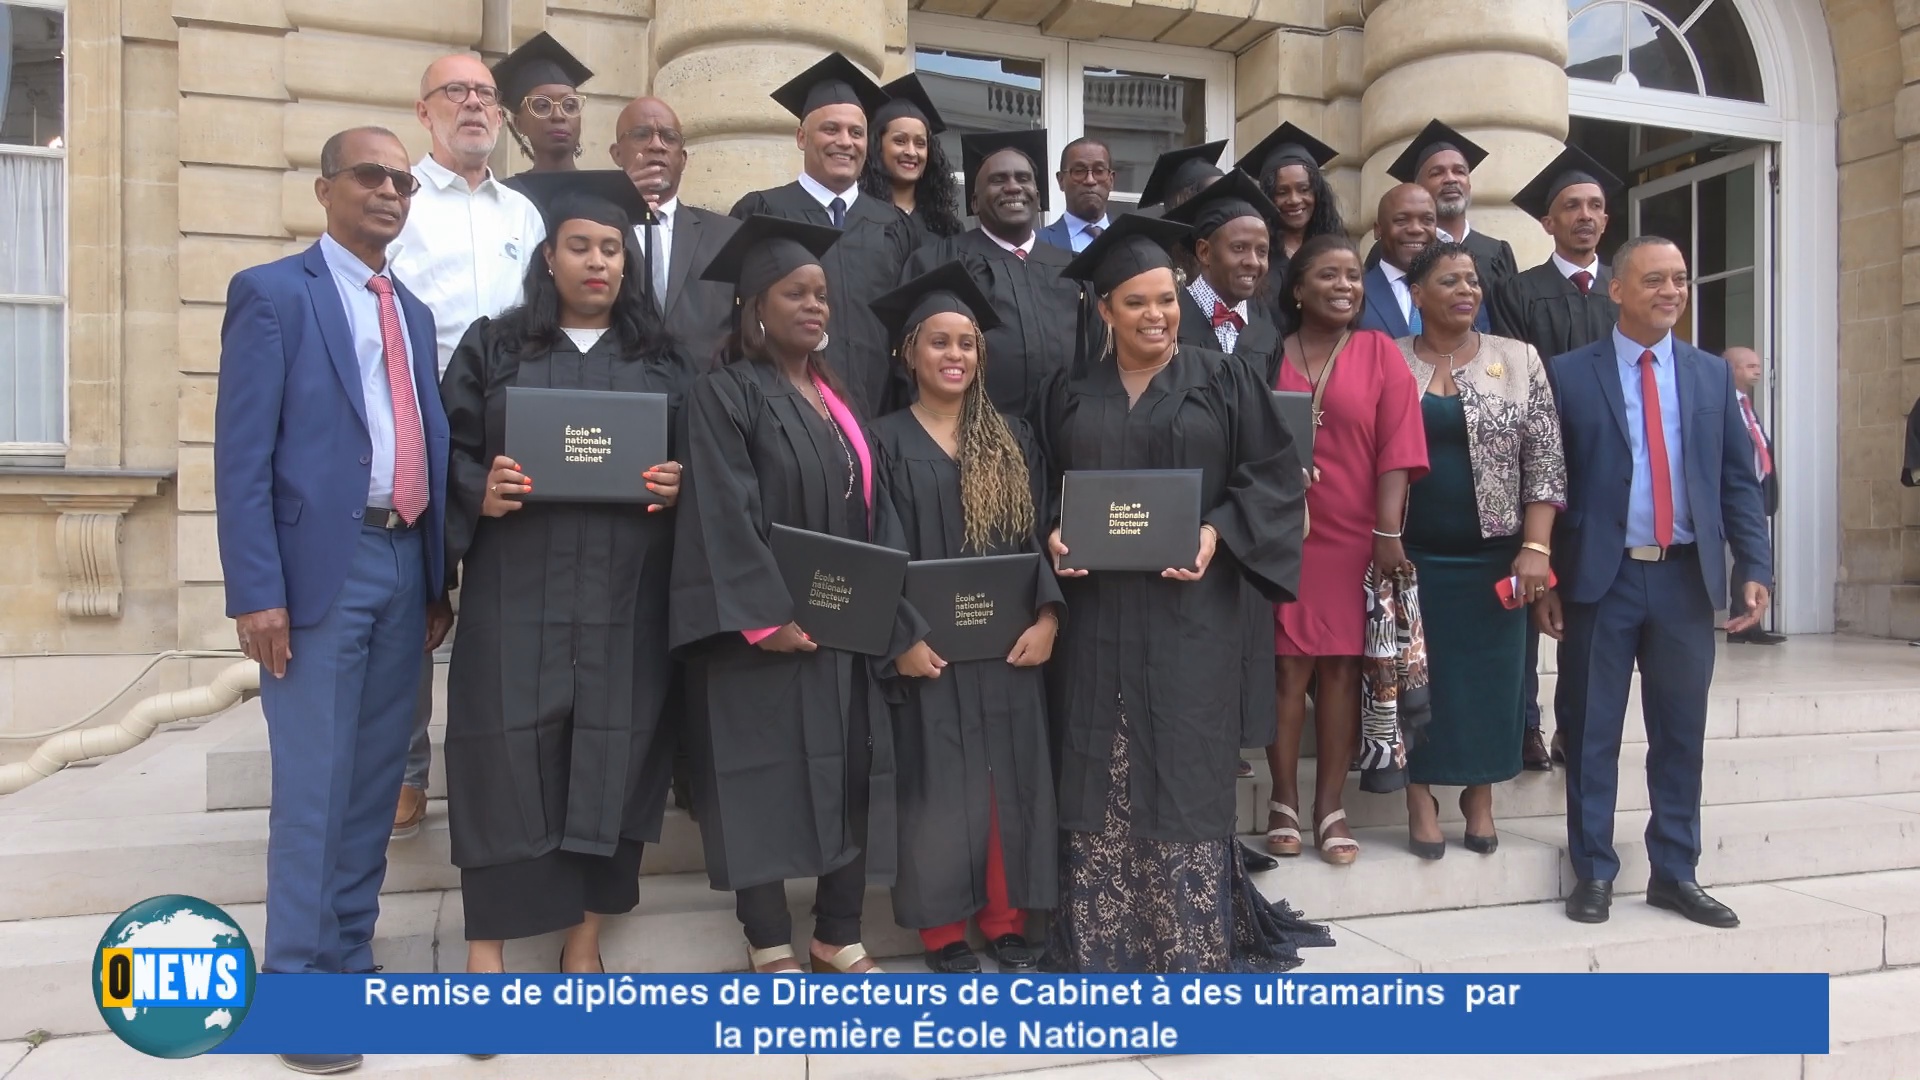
651, 0, 890, 210
1233, 3, 1366, 234
1357, 0, 1566, 264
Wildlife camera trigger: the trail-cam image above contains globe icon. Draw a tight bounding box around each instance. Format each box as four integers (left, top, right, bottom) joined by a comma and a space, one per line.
92, 894, 256, 1059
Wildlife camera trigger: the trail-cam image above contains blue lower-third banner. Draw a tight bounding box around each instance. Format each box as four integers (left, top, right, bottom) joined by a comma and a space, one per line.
209, 973, 1830, 1056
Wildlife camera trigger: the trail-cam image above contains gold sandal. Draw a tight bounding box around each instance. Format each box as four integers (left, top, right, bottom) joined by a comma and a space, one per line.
810, 942, 882, 974
746, 943, 803, 974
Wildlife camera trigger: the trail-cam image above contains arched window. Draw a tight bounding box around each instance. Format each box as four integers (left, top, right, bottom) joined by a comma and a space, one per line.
1567, 0, 1764, 103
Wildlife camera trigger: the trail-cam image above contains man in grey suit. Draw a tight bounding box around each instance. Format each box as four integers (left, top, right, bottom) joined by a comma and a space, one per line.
611, 95, 740, 366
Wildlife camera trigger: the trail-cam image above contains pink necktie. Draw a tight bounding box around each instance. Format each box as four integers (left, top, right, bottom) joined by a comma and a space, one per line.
365, 275, 429, 524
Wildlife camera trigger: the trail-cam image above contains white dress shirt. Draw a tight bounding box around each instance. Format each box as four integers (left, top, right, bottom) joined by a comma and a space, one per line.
796, 172, 860, 215
632, 195, 679, 303
1056, 210, 1110, 253
981, 228, 1036, 258
1436, 221, 1473, 244
1551, 251, 1601, 282
387, 155, 546, 375
1381, 259, 1416, 326
318, 233, 423, 509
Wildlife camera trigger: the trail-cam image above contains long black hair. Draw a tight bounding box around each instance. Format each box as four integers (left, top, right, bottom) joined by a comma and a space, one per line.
1277, 232, 1361, 333
493, 224, 676, 364
860, 119, 964, 239
1261, 161, 1344, 248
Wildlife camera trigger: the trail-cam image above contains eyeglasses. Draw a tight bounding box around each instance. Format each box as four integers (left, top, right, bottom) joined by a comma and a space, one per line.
1066, 163, 1113, 181
326, 163, 421, 197
523, 94, 583, 119
621, 125, 686, 150
426, 81, 499, 107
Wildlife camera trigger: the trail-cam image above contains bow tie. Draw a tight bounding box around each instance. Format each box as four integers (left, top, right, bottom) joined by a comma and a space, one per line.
1211, 301, 1245, 331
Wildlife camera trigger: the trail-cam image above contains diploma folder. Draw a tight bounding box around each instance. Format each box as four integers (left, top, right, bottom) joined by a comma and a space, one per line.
504, 386, 669, 504
904, 554, 1042, 663
1058, 469, 1204, 573
769, 524, 909, 656
1271, 390, 1315, 473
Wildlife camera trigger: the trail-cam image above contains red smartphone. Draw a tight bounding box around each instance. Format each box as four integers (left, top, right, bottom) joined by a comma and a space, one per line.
1496, 569, 1559, 609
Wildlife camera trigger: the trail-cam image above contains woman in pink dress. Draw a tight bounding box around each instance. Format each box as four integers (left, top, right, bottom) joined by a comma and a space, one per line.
1262, 233, 1428, 864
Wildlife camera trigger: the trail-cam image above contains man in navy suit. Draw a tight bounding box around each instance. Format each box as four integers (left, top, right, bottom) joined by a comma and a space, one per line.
1038, 137, 1112, 252
1360, 182, 1489, 337
216, 126, 451, 1075
1534, 235, 1772, 930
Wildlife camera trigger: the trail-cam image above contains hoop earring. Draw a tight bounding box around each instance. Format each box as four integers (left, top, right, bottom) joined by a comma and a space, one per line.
818, 332, 831, 351
757, 321, 765, 338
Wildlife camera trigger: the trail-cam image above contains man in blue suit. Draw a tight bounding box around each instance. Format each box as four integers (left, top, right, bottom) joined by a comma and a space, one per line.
216, 126, 452, 1075
1534, 235, 1772, 930
1360, 182, 1489, 338
1037, 137, 1112, 252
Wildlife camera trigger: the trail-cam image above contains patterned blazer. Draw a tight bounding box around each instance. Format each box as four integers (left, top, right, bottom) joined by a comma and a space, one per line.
1397, 333, 1567, 538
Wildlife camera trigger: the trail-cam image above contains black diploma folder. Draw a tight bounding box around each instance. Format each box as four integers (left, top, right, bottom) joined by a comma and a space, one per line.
1058, 469, 1204, 572
904, 554, 1042, 662
504, 386, 669, 504
1271, 390, 1315, 473
769, 524, 909, 655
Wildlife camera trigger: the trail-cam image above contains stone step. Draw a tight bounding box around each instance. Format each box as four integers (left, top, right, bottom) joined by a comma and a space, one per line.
1233, 729, 1920, 833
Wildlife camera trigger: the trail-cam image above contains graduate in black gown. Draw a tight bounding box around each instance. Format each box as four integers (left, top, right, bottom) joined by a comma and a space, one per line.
1165, 168, 1283, 378
731, 53, 917, 417
1366, 120, 1519, 299
1234, 123, 1343, 332
670, 215, 930, 974
868, 262, 1063, 975
440, 188, 685, 974
902, 128, 1097, 419
860, 74, 964, 248
1137, 140, 1227, 215
1030, 214, 1332, 972
1489, 144, 1623, 362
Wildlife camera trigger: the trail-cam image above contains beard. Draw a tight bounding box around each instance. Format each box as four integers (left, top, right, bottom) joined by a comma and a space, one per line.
1436, 192, 1469, 219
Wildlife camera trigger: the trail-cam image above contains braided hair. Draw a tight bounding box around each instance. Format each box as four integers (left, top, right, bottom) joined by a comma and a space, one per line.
902, 323, 1033, 553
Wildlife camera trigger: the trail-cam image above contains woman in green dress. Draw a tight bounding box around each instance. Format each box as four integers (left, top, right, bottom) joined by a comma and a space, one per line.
1396, 241, 1566, 858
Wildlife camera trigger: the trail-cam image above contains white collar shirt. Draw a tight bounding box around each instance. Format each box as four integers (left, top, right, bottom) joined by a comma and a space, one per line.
980, 228, 1036, 257
318, 233, 422, 508
796, 171, 860, 214
1381, 259, 1415, 325
633, 195, 680, 303
1551, 251, 1601, 281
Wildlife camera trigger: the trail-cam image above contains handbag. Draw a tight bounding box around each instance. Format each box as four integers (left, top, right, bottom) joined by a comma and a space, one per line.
1357, 564, 1431, 794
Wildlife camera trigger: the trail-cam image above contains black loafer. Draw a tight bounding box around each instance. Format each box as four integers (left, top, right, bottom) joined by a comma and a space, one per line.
278, 1055, 363, 1075
924, 941, 981, 974
1565, 879, 1612, 923
985, 933, 1040, 973
1647, 879, 1740, 928
1240, 842, 1280, 873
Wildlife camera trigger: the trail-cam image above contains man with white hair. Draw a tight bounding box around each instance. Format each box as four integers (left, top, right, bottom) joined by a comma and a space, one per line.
386, 53, 546, 840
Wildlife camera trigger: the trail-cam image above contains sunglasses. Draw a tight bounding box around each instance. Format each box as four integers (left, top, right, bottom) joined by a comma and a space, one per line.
326, 163, 421, 197
523, 94, 583, 119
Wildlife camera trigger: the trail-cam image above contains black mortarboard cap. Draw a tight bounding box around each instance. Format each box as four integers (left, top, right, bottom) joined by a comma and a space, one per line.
874, 73, 948, 136
961, 128, 1051, 213
1059, 213, 1190, 296
1511, 144, 1621, 220
699, 213, 842, 298
1163, 168, 1279, 241
770, 52, 888, 122
492, 32, 594, 112
1385, 119, 1489, 183
1234, 122, 1337, 183
508, 169, 653, 235
1137, 140, 1227, 210
869, 260, 1003, 347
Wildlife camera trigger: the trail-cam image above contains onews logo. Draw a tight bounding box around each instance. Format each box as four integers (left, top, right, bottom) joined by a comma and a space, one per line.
92, 894, 257, 1058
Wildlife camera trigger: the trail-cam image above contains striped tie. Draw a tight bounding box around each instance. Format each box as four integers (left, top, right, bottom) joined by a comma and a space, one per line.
365, 275, 429, 524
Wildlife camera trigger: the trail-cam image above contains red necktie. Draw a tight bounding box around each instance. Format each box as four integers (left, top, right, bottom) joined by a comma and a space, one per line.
1572, 270, 1593, 295
1638, 349, 1674, 549
1741, 395, 1773, 478
366, 275, 429, 524
1211, 300, 1245, 330
1014, 248, 1026, 261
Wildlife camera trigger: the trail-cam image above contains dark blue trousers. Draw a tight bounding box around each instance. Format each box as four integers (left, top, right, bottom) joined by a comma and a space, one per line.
1554, 549, 1714, 884
259, 524, 427, 973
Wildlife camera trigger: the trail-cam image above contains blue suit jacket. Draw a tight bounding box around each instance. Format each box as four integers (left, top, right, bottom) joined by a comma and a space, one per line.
1545, 334, 1772, 607
1359, 261, 1489, 337
215, 241, 449, 628
1036, 215, 1076, 252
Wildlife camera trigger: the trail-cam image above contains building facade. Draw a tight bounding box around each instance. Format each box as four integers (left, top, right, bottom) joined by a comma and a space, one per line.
0, 0, 1904, 730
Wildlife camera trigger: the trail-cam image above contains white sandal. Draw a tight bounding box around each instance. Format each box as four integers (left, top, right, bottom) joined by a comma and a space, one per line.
747, 943, 803, 974
811, 941, 882, 974
1266, 801, 1303, 856
1315, 808, 1360, 865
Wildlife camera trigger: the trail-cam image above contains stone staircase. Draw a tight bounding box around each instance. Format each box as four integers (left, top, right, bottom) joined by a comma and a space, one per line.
3, 635, 1919, 1079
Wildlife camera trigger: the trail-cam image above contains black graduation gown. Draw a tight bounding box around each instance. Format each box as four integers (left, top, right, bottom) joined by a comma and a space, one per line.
440, 318, 684, 871
729, 184, 916, 417
1177, 286, 1281, 381
871, 410, 1062, 928
668, 359, 927, 892
1489, 261, 1619, 361
901, 230, 1100, 419
1028, 347, 1306, 843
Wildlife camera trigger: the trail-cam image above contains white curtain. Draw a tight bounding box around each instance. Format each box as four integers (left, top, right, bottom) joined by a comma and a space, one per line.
0, 151, 64, 445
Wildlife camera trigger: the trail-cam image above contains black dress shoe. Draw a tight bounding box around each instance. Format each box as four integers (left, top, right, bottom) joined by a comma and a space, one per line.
985, 933, 1041, 973
1727, 629, 1786, 645
1647, 879, 1740, 928
1521, 728, 1552, 771
278, 1055, 363, 1075
1240, 842, 1280, 873
1565, 879, 1612, 923
924, 941, 981, 974
1549, 729, 1567, 765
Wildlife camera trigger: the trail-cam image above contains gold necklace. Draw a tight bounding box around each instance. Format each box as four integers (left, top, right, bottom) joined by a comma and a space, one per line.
911, 402, 961, 420
1419, 330, 1476, 368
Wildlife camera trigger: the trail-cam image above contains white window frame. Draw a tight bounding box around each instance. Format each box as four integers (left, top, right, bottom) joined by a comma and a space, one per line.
1, 0, 69, 455
908, 14, 1233, 215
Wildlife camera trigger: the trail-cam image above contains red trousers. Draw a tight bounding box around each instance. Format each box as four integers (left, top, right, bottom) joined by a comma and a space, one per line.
918, 794, 1026, 950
